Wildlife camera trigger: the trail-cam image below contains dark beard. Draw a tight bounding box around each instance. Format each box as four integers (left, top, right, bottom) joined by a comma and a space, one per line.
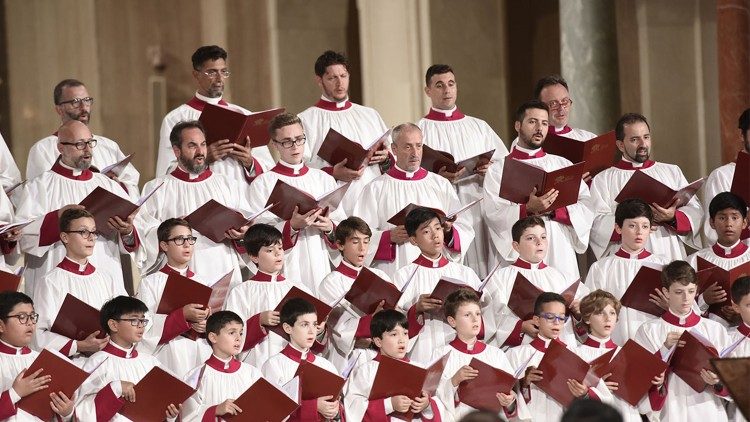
179, 156, 206, 174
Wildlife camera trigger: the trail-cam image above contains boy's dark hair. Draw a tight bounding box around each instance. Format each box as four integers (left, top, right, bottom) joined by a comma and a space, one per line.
314, 50, 349, 77
533, 75, 569, 100
60, 208, 95, 232
511, 216, 546, 243
731, 276, 750, 305
334, 216, 372, 244
514, 100, 549, 123
709, 192, 748, 220
561, 399, 623, 422
444, 288, 481, 319
405, 207, 442, 237
615, 113, 650, 142
169, 120, 205, 148
661, 260, 696, 289
370, 309, 408, 339
157, 218, 192, 243
280, 297, 317, 328
425, 64, 454, 87
191, 45, 227, 70
739, 108, 750, 133
534, 292, 567, 316
579, 290, 621, 331
100, 296, 148, 335
243, 223, 282, 257
206, 310, 243, 337
615, 198, 653, 227
0, 292, 33, 320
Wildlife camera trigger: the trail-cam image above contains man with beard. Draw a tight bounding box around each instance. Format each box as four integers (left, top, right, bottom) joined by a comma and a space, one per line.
139, 120, 250, 287
586, 113, 704, 260
482, 101, 593, 282
15, 120, 142, 297
155, 45, 274, 183
25, 79, 140, 198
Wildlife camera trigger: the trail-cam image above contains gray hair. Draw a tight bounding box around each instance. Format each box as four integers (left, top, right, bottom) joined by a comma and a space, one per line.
391, 123, 422, 146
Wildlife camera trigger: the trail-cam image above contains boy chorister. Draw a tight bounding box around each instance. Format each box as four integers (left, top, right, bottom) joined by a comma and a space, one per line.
728, 278, 750, 422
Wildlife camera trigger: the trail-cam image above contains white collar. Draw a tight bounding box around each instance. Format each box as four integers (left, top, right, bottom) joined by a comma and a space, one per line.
278, 160, 305, 175
431, 106, 457, 117
289, 342, 311, 360
717, 239, 742, 255
393, 163, 419, 179
620, 155, 645, 168
421, 254, 444, 267
109, 341, 136, 358
514, 144, 543, 156
537, 335, 553, 346
166, 264, 190, 276
64, 256, 89, 272
176, 165, 202, 179
320, 95, 349, 108
518, 258, 545, 270
195, 91, 224, 105
587, 333, 612, 344
341, 259, 362, 272
212, 354, 233, 369
667, 309, 693, 325
0, 340, 25, 355
58, 160, 84, 177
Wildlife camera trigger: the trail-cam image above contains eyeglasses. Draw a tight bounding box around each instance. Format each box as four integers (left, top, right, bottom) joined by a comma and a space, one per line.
202, 69, 231, 79
58, 97, 94, 107
116, 318, 149, 327
546, 98, 572, 110
64, 229, 98, 240
536, 312, 569, 324
272, 136, 306, 149
5, 312, 39, 325
60, 139, 97, 150
167, 236, 197, 246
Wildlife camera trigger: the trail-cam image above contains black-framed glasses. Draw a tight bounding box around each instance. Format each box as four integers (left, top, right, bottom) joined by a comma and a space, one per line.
272, 136, 306, 149
202, 69, 231, 78
116, 318, 149, 327
5, 312, 39, 325
58, 97, 94, 107
546, 98, 572, 110
167, 236, 197, 246
60, 139, 97, 150
64, 229, 98, 240
536, 312, 569, 324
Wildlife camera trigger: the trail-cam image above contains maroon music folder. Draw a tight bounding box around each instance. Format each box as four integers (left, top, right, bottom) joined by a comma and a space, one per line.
198, 103, 285, 148
78, 186, 139, 237
711, 357, 750, 420
591, 340, 668, 406
499, 158, 585, 210
226, 377, 300, 421
421, 146, 495, 181
269, 287, 333, 337
344, 267, 402, 314
456, 358, 516, 412
294, 360, 347, 400
429, 277, 480, 302
535, 339, 592, 408
619, 263, 666, 317
454, 150, 496, 180
156, 272, 212, 314
670, 331, 719, 392
560, 279, 580, 306
542, 131, 618, 176
697, 257, 750, 321
386, 199, 482, 227
184, 199, 251, 243
99, 153, 134, 177
265, 180, 350, 221
0, 269, 21, 292
50, 294, 106, 340
614, 171, 705, 208
118, 367, 195, 421
507, 273, 543, 321
316, 128, 390, 170
730, 150, 749, 204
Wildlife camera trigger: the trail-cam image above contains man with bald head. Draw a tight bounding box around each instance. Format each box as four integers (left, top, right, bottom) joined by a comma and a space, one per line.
14, 120, 144, 297
354, 123, 475, 278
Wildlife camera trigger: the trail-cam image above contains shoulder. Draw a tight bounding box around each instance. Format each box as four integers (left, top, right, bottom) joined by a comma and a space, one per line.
29, 136, 58, 151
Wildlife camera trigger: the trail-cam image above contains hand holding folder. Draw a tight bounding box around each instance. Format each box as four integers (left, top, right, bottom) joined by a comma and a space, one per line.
226, 377, 300, 421
317, 128, 391, 170
670, 330, 719, 392
344, 267, 403, 314
697, 257, 750, 321
421, 145, 495, 181
185, 200, 271, 243
269, 287, 333, 337
615, 171, 705, 208
78, 182, 162, 237
542, 130, 617, 176
198, 103, 285, 148
98, 153, 133, 177
294, 360, 346, 400
265, 180, 350, 221
534, 339, 592, 408
619, 262, 667, 317
118, 367, 194, 421
499, 158, 584, 210
456, 358, 517, 412
50, 294, 106, 340
386, 198, 483, 227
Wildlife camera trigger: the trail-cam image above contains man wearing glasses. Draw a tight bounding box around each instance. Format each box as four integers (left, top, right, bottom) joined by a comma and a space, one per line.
156, 45, 274, 183
25, 79, 140, 198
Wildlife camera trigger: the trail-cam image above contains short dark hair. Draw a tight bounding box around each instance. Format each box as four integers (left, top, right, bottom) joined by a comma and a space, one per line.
53, 79, 85, 105
561, 399, 623, 422
534, 292, 566, 315
206, 310, 243, 337
157, 218, 192, 243
280, 297, 317, 328
268, 112, 302, 137
314, 50, 349, 77
533, 75, 569, 100
739, 108, 750, 133
454, 411, 503, 422
100, 296, 148, 334
579, 290, 621, 332
709, 192, 748, 220
334, 217, 372, 244
615, 113, 650, 141
661, 260, 696, 289
615, 199, 654, 227
370, 309, 408, 339
169, 120, 205, 148
405, 207, 442, 237
731, 276, 750, 305
60, 208, 94, 232
444, 289, 480, 319
191, 45, 227, 70
0, 292, 33, 320
514, 100, 549, 123
511, 216, 546, 243
425, 64, 454, 87
243, 224, 282, 257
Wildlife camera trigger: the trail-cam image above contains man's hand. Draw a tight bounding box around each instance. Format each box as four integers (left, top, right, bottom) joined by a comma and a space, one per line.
76, 331, 109, 353
663, 331, 685, 349
316, 395, 339, 419
216, 399, 242, 416
649, 288, 670, 311
651, 200, 677, 224
475, 160, 493, 176
58, 204, 85, 218
50, 391, 75, 417
566, 379, 589, 398
702, 282, 728, 305
409, 391, 430, 414
190, 320, 207, 333
437, 166, 466, 184
496, 391, 516, 408
526, 187, 558, 215
602, 373, 619, 391
165, 403, 181, 419
415, 294, 442, 315
108, 213, 135, 237
121, 381, 136, 402
522, 366, 543, 388
230, 139, 254, 168
390, 395, 412, 413
369, 148, 389, 165
390, 226, 409, 245
183, 304, 209, 322
12, 368, 50, 398
226, 225, 250, 240
1, 228, 22, 242
290, 207, 323, 231
332, 159, 365, 182
451, 365, 479, 387
582, 171, 592, 184
207, 139, 234, 163
311, 213, 334, 235
521, 319, 539, 337
260, 311, 280, 326
651, 371, 665, 387
700, 368, 721, 386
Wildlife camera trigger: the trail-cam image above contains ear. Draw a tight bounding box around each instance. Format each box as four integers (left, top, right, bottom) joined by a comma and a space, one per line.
511, 241, 520, 254
314, 75, 323, 88
60, 232, 69, 245
446, 315, 456, 328
336, 241, 345, 253
191, 69, 201, 82
532, 315, 541, 327
615, 139, 626, 154
107, 319, 119, 333
207, 332, 218, 344
372, 336, 382, 349
614, 224, 623, 235
514, 120, 521, 133
249, 254, 259, 264
742, 217, 748, 230
158, 241, 169, 253
732, 302, 740, 313
0, 319, 7, 334
282, 322, 293, 336
709, 218, 716, 230
172, 145, 181, 159
54, 105, 64, 119
408, 235, 418, 246
423, 85, 430, 96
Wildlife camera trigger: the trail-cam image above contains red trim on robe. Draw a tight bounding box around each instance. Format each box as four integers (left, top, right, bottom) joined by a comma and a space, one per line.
121, 227, 141, 253
40, 211, 61, 247
364, 398, 388, 422
185, 96, 228, 112
448, 338, 487, 354
738, 322, 750, 337
101, 342, 138, 358
614, 248, 652, 259
511, 259, 547, 270
508, 148, 546, 160
582, 337, 617, 349
159, 265, 196, 278
50, 160, 94, 181
282, 221, 299, 250
335, 262, 359, 279
57, 257, 96, 275
0, 342, 31, 355
202, 405, 218, 422
503, 320, 524, 348
243, 313, 267, 351
205, 355, 242, 373
613, 160, 656, 170
413, 254, 449, 268
314, 98, 353, 111
242, 157, 264, 185
170, 167, 213, 183
159, 307, 191, 344
322, 223, 338, 249
0, 390, 17, 419
587, 388, 600, 401
446, 227, 461, 253
386, 167, 428, 181
271, 163, 309, 177
280, 344, 315, 363
321, 166, 334, 176
94, 383, 126, 421
648, 381, 668, 411
0, 239, 16, 256
355, 315, 373, 339
250, 271, 285, 282
552, 207, 572, 226
668, 210, 692, 235
289, 399, 320, 421
423, 108, 466, 122
60, 340, 73, 356
711, 241, 749, 258
660, 311, 701, 327
373, 231, 396, 262
406, 305, 425, 338
550, 126, 572, 135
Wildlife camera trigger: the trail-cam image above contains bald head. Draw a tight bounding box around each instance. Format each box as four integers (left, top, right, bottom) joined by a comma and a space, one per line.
57, 120, 95, 170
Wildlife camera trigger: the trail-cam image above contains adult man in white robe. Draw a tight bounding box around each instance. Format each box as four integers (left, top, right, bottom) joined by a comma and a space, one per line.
25, 79, 140, 198
482, 100, 593, 281
155, 45, 274, 180
0, 132, 21, 192
417, 64, 508, 278
15, 121, 141, 297
354, 123, 475, 278
587, 113, 704, 260
298, 50, 390, 215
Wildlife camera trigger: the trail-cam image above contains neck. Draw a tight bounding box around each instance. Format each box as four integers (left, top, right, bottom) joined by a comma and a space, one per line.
422, 251, 442, 260
258, 268, 281, 276
394, 163, 420, 174
280, 159, 304, 167
432, 104, 456, 112
66, 254, 89, 265
718, 238, 740, 248
111, 337, 134, 350
213, 349, 233, 360
0, 339, 25, 349
382, 350, 405, 360
669, 307, 692, 318
620, 243, 644, 254
537, 333, 554, 342
322, 94, 347, 103
290, 341, 311, 354
166, 260, 189, 270
588, 332, 610, 342
521, 256, 543, 265
196, 91, 222, 101
342, 257, 363, 269
457, 333, 478, 344
515, 141, 539, 152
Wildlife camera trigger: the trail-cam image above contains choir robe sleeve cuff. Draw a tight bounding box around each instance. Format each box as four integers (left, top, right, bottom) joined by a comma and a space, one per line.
282, 221, 299, 250
40, 211, 61, 247
94, 383, 126, 422
355, 315, 373, 339
406, 305, 425, 338
444, 227, 460, 253
502, 320, 524, 348
159, 308, 191, 344
552, 207, 572, 226
322, 166, 334, 176
586, 388, 600, 401
714, 383, 730, 398
61, 339, 75, 357
0, 390, 17, 419
648, 382, 668, 411
242, 158, 263, 184
374, 230, 396, 262
670, 210, 692, 235
0, 239, 16, 255
231, 239, 247, 256
519, 204, 529, 219
120, 228, 141, 253
420, 398, 440, 421
243, 313, 268, 351
296, 399, 319, 421
202, 405, 218, 422
502, 400, 518, 419
323, 223, 337, 249
371, 398, 389, 417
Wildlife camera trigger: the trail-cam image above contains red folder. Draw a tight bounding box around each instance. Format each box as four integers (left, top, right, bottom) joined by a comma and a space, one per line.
184, 199, 255, 243
265, 180, 350, 221
294, 360, 346, 400
619, 263, 666, 317
344, 267, 402, 314
156, 272, 212, 314
98, 153, 134, 177
0, 269, 21, 292
50, 294, 106, 340
730, 150, 749, 204
697, 258, 750, 321
429, 277, 480, 302
118, 366, 195, 421
535, 339, 591, 407
507, 273, 543, 321
614, 171, 705, 208
226, 377, 300, 421
590, 340, 668, 406
198, 103, 285, 148
454, 149, 496, 180
456, 357, 516, 412
542, 131, 618, 176
421, 146, 495, 181
181, 271, 234, 341
316, 128, 390, 170
670, 331, 719, 392
710, 357, 750, 420
499, 158, 584, 210
79, 186, 140, 237
269, 287, 333, 337
560, 280, 580, 306
386, 199, 482, 227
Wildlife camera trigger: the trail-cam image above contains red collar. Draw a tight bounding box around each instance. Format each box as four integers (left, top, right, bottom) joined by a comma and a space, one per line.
424, 107, 466, 121
280, 344, 315, 363
271, 162, 309, 177
250, 271, 285, 282
614, 248, 652, 260
373, 352, 410, 363
711, 241, 749, 259
159, 265, 195, 279
661, 311, 701, 327
508, 147, 546, 160
102, 342, 138, 359
185, 96, 228, 112
205, 355, 241, 373
530, 337, 564, 352
739, 323, 750, 337
335, 262, 360, 279
613, 159, 656, 170
57, 258, 96, 275
413, 254, 449, 268
314, 98, 352, 111
550, 125, 572, 135
512, 259, 547, 270
386, 166, 428, 181
448, 338, 486, 355
51, 159, 94, 181
170, 166, 213, 182
0, 342, 31, 355
583, 336, 617, 349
